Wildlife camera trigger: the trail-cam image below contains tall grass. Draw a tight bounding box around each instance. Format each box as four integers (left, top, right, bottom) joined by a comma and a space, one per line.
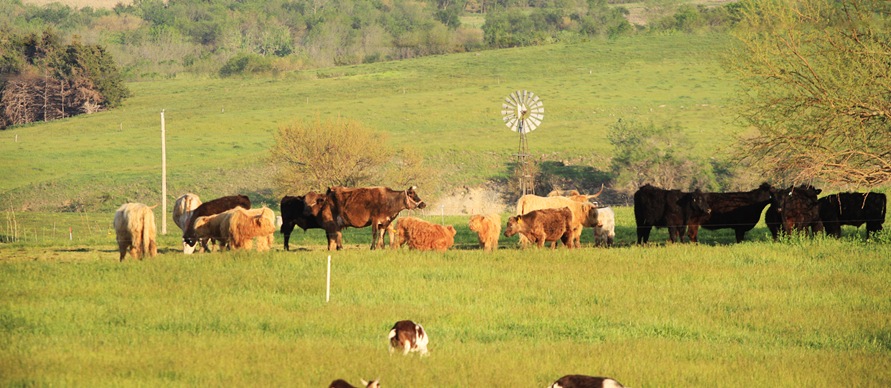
1, 209, 890, 386
1, 233, 889, 386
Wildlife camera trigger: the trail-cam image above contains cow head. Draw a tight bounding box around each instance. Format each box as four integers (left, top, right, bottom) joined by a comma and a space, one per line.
685, 189, 711, 217
504, 216, 521, 237
404, 186, 427, 210
301, 191, 326, 217
754, 182, 774, 203
773, 185, 822, 231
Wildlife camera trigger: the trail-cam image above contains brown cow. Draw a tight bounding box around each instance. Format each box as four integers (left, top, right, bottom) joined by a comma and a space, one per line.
390, 217, 456, 252
504, 207, 574, 249
468, 213, 501, 252
304, 186, 426, 250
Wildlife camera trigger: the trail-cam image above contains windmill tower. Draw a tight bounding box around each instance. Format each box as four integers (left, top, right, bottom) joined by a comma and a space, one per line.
501, 90, 544, 195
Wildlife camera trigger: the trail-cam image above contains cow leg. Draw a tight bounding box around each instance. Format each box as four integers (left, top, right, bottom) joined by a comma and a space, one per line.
281, 222, 295, 251
637, 227, 651, 244
687, 225, 699, 243
734, 228, 746, 243
326, 231, 338, 251
117, 238, 128, 262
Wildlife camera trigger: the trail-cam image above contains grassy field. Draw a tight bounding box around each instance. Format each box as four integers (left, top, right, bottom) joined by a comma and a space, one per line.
2, 20, 890, 387
0, 33, 738, 211
1, 208, 890, 386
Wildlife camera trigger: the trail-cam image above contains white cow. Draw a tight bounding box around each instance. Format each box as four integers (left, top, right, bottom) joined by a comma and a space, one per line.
593, 206, 615, 247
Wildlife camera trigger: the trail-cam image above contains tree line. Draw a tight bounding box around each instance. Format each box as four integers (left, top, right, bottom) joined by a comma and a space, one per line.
1, 0, 742, 80
0, 30, 129, 129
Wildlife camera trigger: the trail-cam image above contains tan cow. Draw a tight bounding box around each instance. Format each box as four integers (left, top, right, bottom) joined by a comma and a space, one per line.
113, 203, 158, 261
225, 206, 276, 251
468, 213, 501, 252
504, 207, 574, 249
390, 216, 456, 252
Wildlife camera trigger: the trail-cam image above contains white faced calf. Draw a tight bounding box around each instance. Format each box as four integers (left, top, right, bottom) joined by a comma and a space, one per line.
548, 375, 624, 388
388, 320, 428, 356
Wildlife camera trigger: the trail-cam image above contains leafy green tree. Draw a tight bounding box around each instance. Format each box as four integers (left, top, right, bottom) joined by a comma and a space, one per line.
270, 117, 434, 196
608, 119, 715, 194
730, 0, 891, 187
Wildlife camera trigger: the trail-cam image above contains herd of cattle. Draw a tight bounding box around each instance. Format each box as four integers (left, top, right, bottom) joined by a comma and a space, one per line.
112, 182, 886, 260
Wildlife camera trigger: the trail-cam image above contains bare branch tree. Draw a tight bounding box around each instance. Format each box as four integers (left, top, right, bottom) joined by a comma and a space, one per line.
729, 0, 891, 188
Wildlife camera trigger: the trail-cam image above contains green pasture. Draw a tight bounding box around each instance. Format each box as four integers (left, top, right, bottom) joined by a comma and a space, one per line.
0, 33, 737, 211
2, 209, 890, 387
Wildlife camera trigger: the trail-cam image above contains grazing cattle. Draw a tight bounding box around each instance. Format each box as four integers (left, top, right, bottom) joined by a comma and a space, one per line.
304, 186, 426, 251
592, 206, 615, 247
390, 217, 456, 252
504, 207, 574, 249
633, 184, 710, 244
548, 375, 625, 388
113, 203, 158, 262
328, 379, 380, 388
191, 212, 232, 251
389, 320, 429, 356
819, 192, 887, 239
686, 183, 773, 243
226, 206, 276, 251
468, 213, 501, 252
173, 193, 202, 252
515, 194, 599, 248
279, 195, 321, 251
172, 193, 202, 232
182, 195, 251, 254
766, 185, 823, 239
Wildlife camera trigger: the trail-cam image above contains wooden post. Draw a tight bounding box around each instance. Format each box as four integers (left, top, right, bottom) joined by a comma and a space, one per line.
326, 255, 332, 303
161, 110, 167, 235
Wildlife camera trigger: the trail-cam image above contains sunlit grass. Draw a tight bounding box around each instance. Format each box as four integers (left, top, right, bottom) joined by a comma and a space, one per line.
2, 211, 890, 386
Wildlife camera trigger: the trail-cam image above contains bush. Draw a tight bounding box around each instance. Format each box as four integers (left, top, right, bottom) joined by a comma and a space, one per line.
219, 53, 272, 77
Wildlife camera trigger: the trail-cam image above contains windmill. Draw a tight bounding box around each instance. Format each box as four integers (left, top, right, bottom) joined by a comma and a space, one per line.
501, 90, 544, 195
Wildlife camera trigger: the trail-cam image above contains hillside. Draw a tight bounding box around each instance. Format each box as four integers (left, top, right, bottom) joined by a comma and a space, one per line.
0, 33, 739, 212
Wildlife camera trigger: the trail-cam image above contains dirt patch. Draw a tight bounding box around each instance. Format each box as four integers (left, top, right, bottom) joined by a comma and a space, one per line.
427, 186, 508, 216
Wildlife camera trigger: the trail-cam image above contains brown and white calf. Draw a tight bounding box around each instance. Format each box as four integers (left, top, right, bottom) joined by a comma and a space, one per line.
388, 320, 429, 356
328, 378, 379, 388
547, 375, 625, 388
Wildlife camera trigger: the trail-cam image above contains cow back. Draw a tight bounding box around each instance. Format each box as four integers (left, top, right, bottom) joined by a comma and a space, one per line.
701, 183, 773, 230
184, 194, 252, 242
819, 192, 887, 236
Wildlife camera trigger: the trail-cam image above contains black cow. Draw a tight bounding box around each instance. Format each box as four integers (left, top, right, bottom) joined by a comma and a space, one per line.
633, 184, 710, 244
766, 185, 822, 239
279, 195, 321, 251
819, 192, 886, 239
182, 194, 251, 252
686, 183, 774, 243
